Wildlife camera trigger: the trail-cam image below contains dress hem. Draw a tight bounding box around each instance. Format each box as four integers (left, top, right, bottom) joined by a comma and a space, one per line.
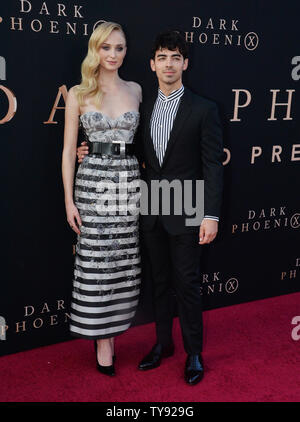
69, 326, 130, 340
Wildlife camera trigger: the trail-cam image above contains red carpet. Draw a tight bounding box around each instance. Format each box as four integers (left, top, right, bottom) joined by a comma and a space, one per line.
1, 292, 300, 402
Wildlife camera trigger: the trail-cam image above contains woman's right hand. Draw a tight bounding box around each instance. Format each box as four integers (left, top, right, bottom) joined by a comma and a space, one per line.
77, 141, 89, 163
66, 201, 82, 235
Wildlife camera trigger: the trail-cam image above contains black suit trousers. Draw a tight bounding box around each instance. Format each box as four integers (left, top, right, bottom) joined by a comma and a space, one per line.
142, 217, 203, 354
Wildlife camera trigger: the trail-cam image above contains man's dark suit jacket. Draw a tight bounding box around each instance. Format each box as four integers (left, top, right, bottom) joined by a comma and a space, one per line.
134, 87, 224, 235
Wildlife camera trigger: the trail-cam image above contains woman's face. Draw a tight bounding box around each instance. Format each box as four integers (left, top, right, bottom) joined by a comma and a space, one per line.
98, 29, 127, 71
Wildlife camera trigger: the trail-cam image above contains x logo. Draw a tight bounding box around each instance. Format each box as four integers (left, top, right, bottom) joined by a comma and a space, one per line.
290, 213, 300, 229
225, 278, 239, 293
244, 32, 259, 51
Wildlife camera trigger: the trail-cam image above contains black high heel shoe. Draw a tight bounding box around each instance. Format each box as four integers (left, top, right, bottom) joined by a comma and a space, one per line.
94, 340, 115, 376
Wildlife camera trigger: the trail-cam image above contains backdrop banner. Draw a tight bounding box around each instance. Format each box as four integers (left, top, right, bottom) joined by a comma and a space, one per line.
1, 0, 299, 356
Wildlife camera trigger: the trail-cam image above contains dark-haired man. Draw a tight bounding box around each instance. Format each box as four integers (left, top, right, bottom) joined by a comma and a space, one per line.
77, 31, 223, 385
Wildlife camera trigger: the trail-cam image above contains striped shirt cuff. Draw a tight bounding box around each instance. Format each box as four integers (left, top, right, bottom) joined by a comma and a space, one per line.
203, 215, 219, 222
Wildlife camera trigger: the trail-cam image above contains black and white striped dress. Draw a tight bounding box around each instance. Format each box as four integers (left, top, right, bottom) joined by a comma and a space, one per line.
70, 110, 141, 339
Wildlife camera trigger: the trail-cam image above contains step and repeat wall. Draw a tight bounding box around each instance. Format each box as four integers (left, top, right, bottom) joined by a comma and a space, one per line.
1, 0, 299, 355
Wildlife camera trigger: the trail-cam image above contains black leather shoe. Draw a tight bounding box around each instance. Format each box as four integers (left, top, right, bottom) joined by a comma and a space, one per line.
94, 340, 115, 376
184, 353, 204, 385
138, 343, 174, 371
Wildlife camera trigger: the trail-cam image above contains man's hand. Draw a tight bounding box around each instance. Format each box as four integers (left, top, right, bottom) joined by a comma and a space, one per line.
77, 141, 89, 163
199, 219, 218, 245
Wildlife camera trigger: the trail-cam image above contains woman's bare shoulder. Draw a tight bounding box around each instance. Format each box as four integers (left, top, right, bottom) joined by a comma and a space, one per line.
68, 85, 80, 96
126, 81, 142, 102
127, 81, 142, 91
66, 85, 80, 113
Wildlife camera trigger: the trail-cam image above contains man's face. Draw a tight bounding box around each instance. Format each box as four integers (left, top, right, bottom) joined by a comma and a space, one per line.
150, 48, 188, 86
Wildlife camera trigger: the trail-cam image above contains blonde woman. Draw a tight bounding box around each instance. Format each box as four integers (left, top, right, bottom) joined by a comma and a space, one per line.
62, 22, 142, 376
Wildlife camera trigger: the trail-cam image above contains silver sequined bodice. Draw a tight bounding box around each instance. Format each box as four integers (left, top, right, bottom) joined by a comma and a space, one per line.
79, 110, 140, 144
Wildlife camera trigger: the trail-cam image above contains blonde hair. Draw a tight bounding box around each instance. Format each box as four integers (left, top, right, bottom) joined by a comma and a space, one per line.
74, 21, 125, 109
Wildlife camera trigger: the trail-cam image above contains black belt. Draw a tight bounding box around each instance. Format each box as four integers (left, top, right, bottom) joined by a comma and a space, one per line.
88, 141, 134, 157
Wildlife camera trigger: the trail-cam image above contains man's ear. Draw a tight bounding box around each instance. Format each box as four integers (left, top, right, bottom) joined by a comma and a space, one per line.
150, 59, 156, 72
183, 58, 189, 71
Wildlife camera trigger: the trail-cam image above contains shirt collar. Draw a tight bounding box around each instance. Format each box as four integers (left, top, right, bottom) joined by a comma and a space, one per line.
158, 85, 184, 102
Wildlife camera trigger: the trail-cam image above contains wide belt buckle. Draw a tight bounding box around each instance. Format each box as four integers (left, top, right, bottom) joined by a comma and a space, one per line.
118, 141, 126, 158
111, 143, 120, 155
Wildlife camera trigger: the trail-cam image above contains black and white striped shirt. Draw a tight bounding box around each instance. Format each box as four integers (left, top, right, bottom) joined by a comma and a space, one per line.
150, 85, 184, 166
150, 85, 219, 223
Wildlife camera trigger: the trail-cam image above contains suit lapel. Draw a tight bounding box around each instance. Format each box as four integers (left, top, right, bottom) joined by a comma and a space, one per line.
142, 88, 193, 171
161, 89, 192, 169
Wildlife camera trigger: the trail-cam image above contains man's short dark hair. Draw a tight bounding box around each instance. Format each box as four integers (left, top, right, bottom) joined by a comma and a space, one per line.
151, 31, 188, 60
